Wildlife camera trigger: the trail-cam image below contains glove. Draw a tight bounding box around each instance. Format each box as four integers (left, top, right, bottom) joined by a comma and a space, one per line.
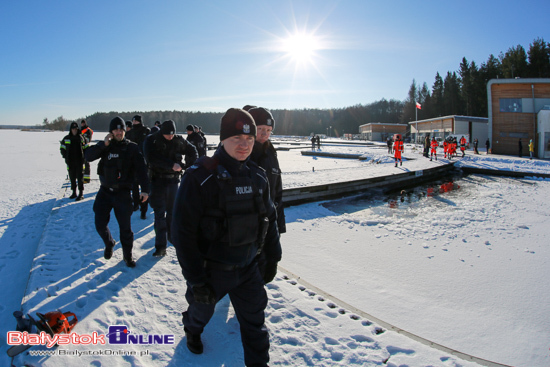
193, 283, 217, 304
263, 262, 278, 284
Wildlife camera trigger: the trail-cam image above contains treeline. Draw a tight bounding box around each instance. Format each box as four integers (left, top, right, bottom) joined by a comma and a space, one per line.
41, 37, 550, 137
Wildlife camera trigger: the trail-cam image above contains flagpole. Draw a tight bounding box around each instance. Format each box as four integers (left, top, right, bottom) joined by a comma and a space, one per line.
415, 103, 418, 146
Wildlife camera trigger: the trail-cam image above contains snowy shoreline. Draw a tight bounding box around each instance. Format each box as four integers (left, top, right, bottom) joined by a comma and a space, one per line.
1, 130, 549, 367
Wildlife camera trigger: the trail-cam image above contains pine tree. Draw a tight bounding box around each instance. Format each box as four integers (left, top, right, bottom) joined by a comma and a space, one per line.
527, 37, 550, 77
500, 45, 528, 78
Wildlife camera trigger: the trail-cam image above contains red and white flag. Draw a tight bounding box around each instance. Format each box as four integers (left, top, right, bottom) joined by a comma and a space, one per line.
416, 102, 422, 110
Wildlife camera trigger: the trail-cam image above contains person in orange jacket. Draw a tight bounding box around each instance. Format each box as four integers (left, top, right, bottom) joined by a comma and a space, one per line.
448, 138, 456, 160
393, 135, 404, 167
430, 137, 438, 161
80, 119, 94, 183
443, 139, 449, 158
459, 136, 467, 157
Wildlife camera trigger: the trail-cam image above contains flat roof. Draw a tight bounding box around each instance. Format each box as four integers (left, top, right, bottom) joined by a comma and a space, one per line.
407, 115, 488, 125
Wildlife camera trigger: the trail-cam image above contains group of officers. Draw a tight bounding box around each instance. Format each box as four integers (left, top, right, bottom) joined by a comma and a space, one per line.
64, 107, 284, 366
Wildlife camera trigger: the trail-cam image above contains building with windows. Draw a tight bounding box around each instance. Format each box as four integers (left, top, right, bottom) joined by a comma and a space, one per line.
488, 78, 550, 156
358, 123, 407, 142
408, 115, 488, 145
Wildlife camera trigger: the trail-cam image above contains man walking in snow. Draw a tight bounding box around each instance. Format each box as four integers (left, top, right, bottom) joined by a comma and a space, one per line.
144, 120, 198, 257
172, 108, 281, 366
60, 121, 88, 201
126, 114, 151, 219
85, 117, 149, 268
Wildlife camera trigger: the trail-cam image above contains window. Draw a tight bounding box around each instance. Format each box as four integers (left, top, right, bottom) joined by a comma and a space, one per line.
499, 98, 522, 112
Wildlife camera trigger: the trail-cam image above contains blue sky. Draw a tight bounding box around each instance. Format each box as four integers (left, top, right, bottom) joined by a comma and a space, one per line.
1, 0, 548, 126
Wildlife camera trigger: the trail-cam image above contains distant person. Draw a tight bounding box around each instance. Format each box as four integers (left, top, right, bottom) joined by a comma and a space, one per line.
316, 135, 321, 149
60, 122, 88, 201
311, 135, 316, 151
186, 124, 206, 157
460, 136, 467, 157
486, 138, 491, 154
430, 137, 438, 161
387, 137, 393, 154
529, 139, 534, 160
423, 135, 430, 158
198, 126, 207, 155
126, 114, 151, 219
518, 138, 523, 157
144, 120, 198, 257
393, 135, 404, 167
85, 117, 150, 268
80, 119, 93, 183
473, 138, 479, 154
150, 120, 161, 134
125, 120, 132, 132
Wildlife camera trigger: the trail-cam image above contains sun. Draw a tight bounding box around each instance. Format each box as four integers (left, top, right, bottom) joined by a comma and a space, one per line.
280, 32, 322, 67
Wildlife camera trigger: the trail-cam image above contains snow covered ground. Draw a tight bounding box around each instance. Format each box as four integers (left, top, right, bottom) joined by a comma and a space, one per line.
1, 129, 549, 367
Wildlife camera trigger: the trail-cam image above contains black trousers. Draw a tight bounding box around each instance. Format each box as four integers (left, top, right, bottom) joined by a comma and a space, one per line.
67, 164, 84, 192
149, 178, 178, 249
182, 261, 269, 366
93, 186, 134, 258
132, 181, 149, 214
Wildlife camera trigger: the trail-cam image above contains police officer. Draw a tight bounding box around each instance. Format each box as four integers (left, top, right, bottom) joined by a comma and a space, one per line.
172, 108, 282, 366
144, 120, 198, 257
186, 124, 206, 157
248, 107, 286, 234
85, 117, 150, 268
126, 114, 151, 219
60, 121, 88, 201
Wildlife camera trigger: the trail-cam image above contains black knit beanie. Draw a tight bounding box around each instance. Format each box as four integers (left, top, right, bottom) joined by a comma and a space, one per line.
160, 120, 176, 135
109, 117, 125, 132
186, 124, 194, 132
132, 115, 142, 123
248, 107, 275, 131
219, 108, 256, 141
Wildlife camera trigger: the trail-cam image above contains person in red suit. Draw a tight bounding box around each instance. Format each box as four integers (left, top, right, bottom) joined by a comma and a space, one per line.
393, 136, 404, 167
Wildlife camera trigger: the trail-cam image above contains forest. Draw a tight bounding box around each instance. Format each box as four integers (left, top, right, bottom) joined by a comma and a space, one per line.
42, 38, 550, 138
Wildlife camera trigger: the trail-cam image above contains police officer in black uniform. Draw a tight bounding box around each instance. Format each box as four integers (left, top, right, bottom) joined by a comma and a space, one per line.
60, 121, 88, 201
85, 117, 150, 268
248, 107, 285, 234
126, 114, 151, 219
144, 120, 198, 257
172, 108, 282, 366
186, 124, 207, 157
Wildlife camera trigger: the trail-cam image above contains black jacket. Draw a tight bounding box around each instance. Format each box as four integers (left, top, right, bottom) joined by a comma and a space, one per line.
250, 140, 286, 233
85, 138, 149, 192
60, 133, 88, 167
172, 146, 282, 286
126, 123, 151, 154
144, 131, 198, 181
187, 132, 207, 157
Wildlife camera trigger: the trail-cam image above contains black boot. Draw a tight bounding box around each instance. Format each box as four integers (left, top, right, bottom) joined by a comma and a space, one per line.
124, 257, 136, 268
69, 190, 77, 199
152, 248, 167, 257
75, 191, 84, 201
184, 328, 203, 354
104, 244, 114, 260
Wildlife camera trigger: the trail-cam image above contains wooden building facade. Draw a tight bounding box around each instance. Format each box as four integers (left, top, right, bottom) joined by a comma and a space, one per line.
488, 78, 550, 156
